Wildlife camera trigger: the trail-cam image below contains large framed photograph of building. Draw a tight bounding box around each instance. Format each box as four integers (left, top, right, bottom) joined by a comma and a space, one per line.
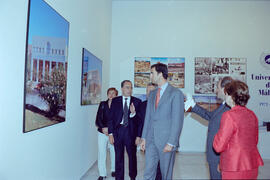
23, 0, 69, 133
81, 48, 102, 105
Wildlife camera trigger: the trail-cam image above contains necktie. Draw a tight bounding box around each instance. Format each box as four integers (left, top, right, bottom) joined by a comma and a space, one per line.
123, 98, 128, 127
155, 88, 161, 109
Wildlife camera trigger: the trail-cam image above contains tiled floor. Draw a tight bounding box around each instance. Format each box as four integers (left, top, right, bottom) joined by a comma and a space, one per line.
81, 151, 270, 180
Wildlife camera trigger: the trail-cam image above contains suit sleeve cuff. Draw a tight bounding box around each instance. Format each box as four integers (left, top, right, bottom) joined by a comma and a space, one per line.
167, 143, 175, 147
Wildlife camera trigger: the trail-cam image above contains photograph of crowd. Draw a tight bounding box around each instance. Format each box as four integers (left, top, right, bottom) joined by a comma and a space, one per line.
195, 57, 247, 94
134, 57, 185, 88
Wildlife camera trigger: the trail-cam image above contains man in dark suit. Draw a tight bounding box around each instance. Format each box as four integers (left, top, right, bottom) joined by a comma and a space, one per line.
185, 76, 233, 179
108, 80, 142, 180
139, 83, 162, 180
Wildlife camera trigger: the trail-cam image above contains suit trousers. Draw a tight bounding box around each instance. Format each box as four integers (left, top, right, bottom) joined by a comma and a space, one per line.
144, 142, 176, 180
98, 132, 115, 177
208, 161, 221, 179
114, 126, 137, 180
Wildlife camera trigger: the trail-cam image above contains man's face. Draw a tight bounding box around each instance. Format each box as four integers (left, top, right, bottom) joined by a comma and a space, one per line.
121, 82, 132, 97
146, 85, 156, 97
107, 90, 117, 100
216, 81, 225, 100
150, 67, 161, 84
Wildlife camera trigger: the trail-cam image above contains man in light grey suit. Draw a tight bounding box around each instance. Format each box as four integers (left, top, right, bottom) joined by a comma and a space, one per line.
140, 63, 184, 180
185, 76, 233, 179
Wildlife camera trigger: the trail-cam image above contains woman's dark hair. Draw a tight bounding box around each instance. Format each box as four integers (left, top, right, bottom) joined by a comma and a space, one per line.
151, 63, 168, 79
107, 87, 118, 96
224, 80, 250, 106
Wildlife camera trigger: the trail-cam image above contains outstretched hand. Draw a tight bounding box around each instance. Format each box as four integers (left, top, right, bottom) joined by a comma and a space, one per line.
184, 93, 195, 112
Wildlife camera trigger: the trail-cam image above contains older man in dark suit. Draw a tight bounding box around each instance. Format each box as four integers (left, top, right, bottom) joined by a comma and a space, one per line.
108, 80, 142, 180
185, 76, 233, 179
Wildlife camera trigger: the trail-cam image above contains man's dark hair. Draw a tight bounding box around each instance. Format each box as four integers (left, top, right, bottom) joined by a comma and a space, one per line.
220, 76, 233, 88
151, 63, 168, 79
121, 80, 132, 88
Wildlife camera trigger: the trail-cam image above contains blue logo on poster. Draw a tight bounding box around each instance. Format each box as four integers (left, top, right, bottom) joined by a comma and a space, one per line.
260, 52, 270, 69
265, 55, 270, 65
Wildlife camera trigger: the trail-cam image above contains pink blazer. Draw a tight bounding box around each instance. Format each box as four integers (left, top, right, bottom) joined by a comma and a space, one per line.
213, 105, 264, 171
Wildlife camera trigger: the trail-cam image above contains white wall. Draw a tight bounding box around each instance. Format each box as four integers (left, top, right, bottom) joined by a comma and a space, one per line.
110, 0, 270, 154
0, 0, 112, 179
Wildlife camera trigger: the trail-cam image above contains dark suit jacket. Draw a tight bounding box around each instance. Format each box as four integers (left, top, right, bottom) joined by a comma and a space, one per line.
108, 96, 142, 140
191, 103, 230, 163
95, 100, 110, 134
139, 100, 147, 137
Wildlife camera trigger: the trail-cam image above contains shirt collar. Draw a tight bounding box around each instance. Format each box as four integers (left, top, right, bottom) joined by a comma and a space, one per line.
122, 96, 131, 101
159, 82, 168, 91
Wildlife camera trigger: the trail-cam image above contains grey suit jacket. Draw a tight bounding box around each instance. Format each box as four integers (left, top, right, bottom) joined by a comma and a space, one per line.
191, 103, 230, 163
142, 83, 184, 149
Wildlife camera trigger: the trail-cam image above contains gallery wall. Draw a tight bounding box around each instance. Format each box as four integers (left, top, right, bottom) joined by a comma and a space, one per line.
110, 0, 270, 155
0, 0, 112, 179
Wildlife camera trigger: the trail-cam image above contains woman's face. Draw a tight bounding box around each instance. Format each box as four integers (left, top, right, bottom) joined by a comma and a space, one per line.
107, 90, 117, 100
225, 93, 234, 107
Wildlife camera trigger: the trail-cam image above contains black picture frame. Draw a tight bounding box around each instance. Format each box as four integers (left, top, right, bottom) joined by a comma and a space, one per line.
80, 48, 102, 105
23, 0, 70, 133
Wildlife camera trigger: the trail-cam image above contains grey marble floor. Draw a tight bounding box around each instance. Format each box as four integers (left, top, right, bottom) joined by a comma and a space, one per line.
81, 151, 270, 180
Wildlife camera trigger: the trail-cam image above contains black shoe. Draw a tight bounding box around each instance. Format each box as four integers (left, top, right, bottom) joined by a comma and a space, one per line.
98, 176, 105, 180
111, 172, 115, 177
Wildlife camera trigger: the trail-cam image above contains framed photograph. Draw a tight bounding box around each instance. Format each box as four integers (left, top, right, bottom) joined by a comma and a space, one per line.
81, 48, 102, 105
194, 57, 247, 94
134, 57, 185, 88
23, 0, 69, 133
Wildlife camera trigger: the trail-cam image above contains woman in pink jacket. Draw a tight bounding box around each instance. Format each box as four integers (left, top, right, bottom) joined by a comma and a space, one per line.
213, 80, 264, 179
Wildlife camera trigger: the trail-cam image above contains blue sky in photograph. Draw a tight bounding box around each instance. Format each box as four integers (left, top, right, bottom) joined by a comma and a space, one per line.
168, 57, 185, 64
28, 0, 69, 44
151, 57, 168, 64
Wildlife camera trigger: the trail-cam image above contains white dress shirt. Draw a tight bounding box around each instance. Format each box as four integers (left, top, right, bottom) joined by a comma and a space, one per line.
159, 82, 168, 98
120, 96, 135, 124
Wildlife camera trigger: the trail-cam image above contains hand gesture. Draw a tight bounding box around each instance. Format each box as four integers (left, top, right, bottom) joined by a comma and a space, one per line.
184, 93, 195, 112
130, 103, 136, 114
